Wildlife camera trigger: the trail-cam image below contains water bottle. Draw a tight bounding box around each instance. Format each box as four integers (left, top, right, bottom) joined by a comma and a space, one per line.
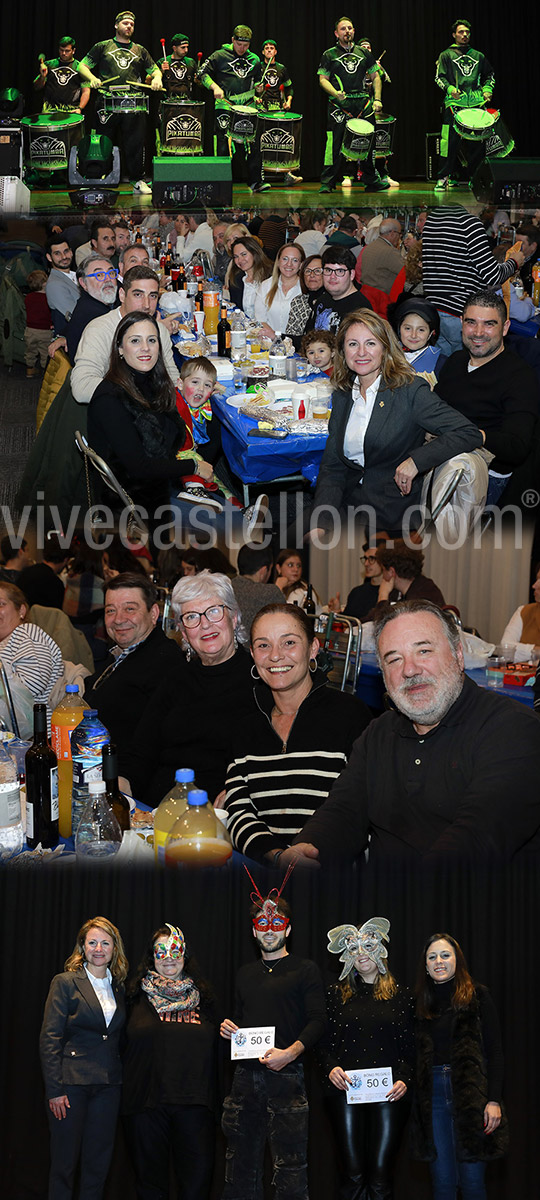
153, 768, 195, 864
70, 710, 110, 838
164, 788, 232, 867
0, 732, 23, 854
269, 331, 288, 378
75, 780, 122, 861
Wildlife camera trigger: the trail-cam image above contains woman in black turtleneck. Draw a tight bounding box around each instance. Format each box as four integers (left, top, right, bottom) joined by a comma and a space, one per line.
410, 932, 508, 1200
88, 311, 195, 515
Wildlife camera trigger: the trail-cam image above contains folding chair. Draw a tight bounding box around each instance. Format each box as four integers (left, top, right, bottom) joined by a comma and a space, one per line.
74, 430, 148, 542
311, 612, 363, 695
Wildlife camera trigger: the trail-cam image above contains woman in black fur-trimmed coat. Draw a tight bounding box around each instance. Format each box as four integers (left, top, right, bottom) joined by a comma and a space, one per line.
409, 932, 508, 1200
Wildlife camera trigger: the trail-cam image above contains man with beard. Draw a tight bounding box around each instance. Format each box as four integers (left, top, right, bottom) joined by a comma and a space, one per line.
220, 890, 325, 1200
199, 24, 267, 192
159, 33, 196, 97
33, 35, 91, 113
318, 15, 389, 193
279, 602, 540, 865
434, 19, 496, 191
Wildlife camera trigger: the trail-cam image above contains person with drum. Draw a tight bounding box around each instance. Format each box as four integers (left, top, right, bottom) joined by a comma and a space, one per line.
358, 37, 399, 188
33, 35, 91, 114
199, 24, 267, 193
256, 39, 302, 187
159, 33, 197, 97
434, 19, 495, 192
318, 16, 390, 194
81, 10, 163, 193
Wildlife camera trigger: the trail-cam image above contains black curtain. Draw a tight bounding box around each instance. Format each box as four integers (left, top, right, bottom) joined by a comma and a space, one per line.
2, 1, 539, 183
1, 859, 538, 1198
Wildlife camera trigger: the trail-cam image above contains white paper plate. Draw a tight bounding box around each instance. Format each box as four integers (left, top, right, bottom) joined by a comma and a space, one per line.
226, 394, 250, 408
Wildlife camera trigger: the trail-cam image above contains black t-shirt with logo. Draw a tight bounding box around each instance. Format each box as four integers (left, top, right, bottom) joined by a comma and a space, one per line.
40, 59, 84, 108
159, 55, 196, 97
200, 44, 262, 101
260, 61, 292, 107
318, 43, 376, 100
82, 38, 156, 86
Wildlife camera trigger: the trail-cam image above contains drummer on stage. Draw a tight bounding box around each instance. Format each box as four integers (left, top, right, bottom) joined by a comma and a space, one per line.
199, 24, 268, 193
318, 15, 390, 193
358, 37, 398, 188
256, 39, 302, 186
159, 34, 196, 97
33, 36, 91, 114
81, 10, 162, 193
434, 18, 495, 192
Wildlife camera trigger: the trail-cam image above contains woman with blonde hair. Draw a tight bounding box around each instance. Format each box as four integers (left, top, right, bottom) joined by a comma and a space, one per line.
317, 917, 414, 1199
40, 916, 128, 1199
311, 309, 482, 537
253, 241, 305, 338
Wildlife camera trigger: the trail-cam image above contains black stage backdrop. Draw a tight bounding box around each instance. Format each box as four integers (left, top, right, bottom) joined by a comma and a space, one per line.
2, 0, 539, 184
1, 860, 538, 1199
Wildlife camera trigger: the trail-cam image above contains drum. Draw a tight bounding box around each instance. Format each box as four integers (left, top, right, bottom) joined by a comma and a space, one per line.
453, 107, 496, 142
259, 111, 302, 172
96, 86, 149, 125
342, 118, 375, 162
21, 111, 84, 171
215, 100, 259, 144
373, 112, 396, 159
160, 99, 204, 154
485, 110, 515, 159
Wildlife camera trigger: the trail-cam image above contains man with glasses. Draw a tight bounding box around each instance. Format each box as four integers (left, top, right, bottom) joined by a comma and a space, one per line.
63, 254, 119, 363
84, 573, 183, 757
199, 24, 267, 193
308, 246, 372, 334
220, 891, 325, 1200
341, 536, 396, 620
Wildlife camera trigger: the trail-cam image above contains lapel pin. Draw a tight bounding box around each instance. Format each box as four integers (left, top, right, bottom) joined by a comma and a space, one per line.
379, 400, 384, 407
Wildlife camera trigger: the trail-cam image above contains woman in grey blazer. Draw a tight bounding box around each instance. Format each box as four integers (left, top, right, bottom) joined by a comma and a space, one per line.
311, 309, 482, 537
40, 916, 128, 1200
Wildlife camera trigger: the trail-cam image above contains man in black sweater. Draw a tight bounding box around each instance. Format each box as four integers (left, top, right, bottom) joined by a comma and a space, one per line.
84, 573, 183, 762
220, 892, 326, 1199
436, 289, 539, 505
308, 246, 372, 334
282, 602, 540, 867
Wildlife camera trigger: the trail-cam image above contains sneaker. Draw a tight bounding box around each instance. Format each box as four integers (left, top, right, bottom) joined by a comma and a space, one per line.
448, 178, 465, 189
251, 182, 271, 193
361, 178, 391, 191
434, 177, 448, 191
133, 179, 152, 195
319, 185, 332, 193
381, 175, 400, 187
176, 485, 224, 511
244, 493, 269, 542
284, 172, 303, 185
342, 176, 352, 186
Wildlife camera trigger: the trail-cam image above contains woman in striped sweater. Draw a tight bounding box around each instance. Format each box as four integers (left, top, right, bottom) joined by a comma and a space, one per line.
224, 604, 371, 863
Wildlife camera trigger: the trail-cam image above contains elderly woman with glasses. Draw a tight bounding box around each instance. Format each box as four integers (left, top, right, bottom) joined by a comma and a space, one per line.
123, 572, 255, 808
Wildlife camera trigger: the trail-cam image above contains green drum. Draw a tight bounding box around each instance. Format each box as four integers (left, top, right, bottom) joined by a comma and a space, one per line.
342, 118, 375, 162
453, 107, 496, 142
215, 100, 259, 144
259, 111, 302, 172
373, 112, 396, 159
21, 111, 84, 171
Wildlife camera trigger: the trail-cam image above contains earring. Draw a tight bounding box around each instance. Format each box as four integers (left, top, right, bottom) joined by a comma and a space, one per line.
233, 630, 239, 650
309, 658, 317, 674
250, 663, 260, 680
184, 643, 192, 661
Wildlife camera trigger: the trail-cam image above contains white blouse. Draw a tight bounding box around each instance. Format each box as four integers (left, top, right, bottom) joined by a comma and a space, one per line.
84, 965, 117, 1027
343, 375, 381, 467
253, 276, 302, 333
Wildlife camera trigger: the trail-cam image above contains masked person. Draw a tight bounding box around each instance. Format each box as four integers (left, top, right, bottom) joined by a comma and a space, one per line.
317, 917, 414, 1199
220, 876, 326, 1200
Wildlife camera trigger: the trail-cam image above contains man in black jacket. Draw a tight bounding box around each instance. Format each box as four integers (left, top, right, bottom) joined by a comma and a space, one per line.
84, 573, 183, 762
281, 601, 540, 866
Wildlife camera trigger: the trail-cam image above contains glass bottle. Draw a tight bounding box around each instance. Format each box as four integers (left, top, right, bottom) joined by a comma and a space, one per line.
101, 743, 130, 834
25, 703, 59, 850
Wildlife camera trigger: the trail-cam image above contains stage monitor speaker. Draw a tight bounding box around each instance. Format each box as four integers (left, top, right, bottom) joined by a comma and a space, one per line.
472, 158, 540, 205
0, 121, 22, 179
152, 156, 232, 207
425, 132, 442, 181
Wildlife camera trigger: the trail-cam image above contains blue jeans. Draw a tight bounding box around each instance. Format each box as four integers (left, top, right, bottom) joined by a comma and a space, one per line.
435, 313, 463, 358
430, 1067, 487, 1200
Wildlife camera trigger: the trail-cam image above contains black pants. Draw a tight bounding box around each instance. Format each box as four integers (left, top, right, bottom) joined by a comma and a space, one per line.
321, 100, 379, 189
327, 1091, 410, 1200
215, 126, 262, 188
47, 1083, 121, 1200
437, 110, 486, 181
222, 1062, 309, 1200
95, 109, 147, 179
124, 1104, 215, 1200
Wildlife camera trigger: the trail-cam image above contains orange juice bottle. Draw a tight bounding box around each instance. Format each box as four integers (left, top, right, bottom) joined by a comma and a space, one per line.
164, 788, 232, 867
51, 685, 86, 838
202, 284, 221, 335
532, 259, 540, 307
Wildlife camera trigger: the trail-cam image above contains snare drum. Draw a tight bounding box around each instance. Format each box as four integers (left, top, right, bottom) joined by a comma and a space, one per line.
160, 99, 204, 154
453, 107, 496, 141
342, 118, 375, 162
21, 111, 84, 171
373, 112, 396, 159
96, 86, 149, 125
485, 110, 515, 159
259, 111, 302, 172
215, 100, 259, 144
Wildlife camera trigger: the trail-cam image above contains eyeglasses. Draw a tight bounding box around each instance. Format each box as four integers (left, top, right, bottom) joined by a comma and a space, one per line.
280, 255, 301, 264
361, 555, 378, 563
304, 267, 323, 276
85, 268, 118, 280
323, 267, 348, 278
179, 603, 231, 629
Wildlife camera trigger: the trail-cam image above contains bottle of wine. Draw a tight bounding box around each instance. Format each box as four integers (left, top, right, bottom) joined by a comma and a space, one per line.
25, 703, 59, 850
303, 584, 316, 615
195, 280, 205, 312
101, 743, 130, 833
217, 305, 232, 358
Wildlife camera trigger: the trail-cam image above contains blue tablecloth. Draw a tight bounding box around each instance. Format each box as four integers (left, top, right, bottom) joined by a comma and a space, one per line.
212, 383, 329, 488
356, 651, 535, 710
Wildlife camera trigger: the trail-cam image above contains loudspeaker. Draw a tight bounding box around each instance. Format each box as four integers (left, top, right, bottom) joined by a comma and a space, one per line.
472, 158, 540, 205
152, 156, 232, 206
0, 121, 22, 178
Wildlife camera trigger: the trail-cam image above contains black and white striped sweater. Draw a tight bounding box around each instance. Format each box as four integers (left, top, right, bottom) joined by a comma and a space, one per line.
422, 205, 518, 318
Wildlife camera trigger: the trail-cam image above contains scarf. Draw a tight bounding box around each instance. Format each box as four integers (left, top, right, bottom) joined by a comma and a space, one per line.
141, 969, 200, 1016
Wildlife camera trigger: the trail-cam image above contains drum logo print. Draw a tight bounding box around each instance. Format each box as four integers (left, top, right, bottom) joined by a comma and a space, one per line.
261, 127, 295, 158
232, 58, 251, 79
349, 133, 371, 153
52, 67, 76, 87
340, 53, 361, 74
171, 62, 187, 82
375, 128, 391, 154
109, 48, 137, 71
233, 117, 255, 137
166, 114, 201, 142
217, 113, 230, 131
486, 130, 505, 157
29, 134, 67, 167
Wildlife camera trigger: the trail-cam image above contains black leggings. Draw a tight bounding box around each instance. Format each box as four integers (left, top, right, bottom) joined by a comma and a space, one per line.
327, 1091, 410, 1200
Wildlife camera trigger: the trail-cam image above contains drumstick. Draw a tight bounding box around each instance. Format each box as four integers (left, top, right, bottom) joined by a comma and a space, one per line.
99, 75, 121, 85
38, 52, 46, 63
136, 81, 165, 90
160, 38, 166, 57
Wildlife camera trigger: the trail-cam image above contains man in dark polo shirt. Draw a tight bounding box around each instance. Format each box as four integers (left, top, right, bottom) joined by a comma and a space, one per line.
84, 573, 183, 759
280, 601, 540, 866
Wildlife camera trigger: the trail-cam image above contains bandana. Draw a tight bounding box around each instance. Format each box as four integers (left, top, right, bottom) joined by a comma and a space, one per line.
116, 10, 135, 22
327, 917, 390, 980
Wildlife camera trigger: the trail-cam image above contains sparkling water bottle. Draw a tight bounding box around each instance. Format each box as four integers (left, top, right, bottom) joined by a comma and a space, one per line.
0, 731, 23, 854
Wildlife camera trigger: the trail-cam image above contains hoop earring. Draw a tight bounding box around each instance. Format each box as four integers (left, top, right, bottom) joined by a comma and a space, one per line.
309, 658, 317, 674
251, 663, 260, 680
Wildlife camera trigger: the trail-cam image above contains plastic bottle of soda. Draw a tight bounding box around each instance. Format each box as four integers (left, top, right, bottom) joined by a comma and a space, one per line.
70, 710, 110, 838
0, 731, 23, 854
51, 684, 86, 839
531, 259, 540, 307
164, 788, 232, 867
153, 768, 195, 863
